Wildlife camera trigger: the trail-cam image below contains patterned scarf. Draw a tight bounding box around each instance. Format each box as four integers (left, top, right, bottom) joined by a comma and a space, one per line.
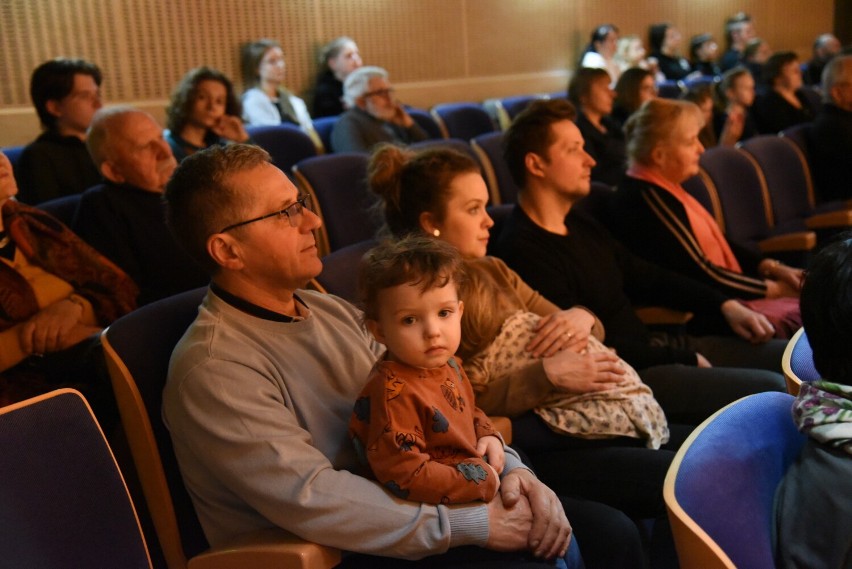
0, 199, 138, 331
792, 380, 852, 455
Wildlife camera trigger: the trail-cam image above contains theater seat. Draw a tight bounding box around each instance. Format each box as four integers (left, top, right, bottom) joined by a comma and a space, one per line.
664, 392, 806, 569
0, 389, 152, 568
102, 289, 341, 569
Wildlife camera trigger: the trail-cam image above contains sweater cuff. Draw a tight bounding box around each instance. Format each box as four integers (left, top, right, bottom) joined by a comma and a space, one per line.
446, 503, 490, 548
502, 445, 529, 475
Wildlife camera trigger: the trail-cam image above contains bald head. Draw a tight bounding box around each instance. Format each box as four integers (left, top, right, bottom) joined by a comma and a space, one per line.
87, 106, 176, 192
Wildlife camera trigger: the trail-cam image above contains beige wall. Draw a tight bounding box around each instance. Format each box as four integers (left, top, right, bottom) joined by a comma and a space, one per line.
0, 0, 834, 146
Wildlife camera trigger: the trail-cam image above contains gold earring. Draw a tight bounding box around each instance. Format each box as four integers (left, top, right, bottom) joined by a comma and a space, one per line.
432, 229, 440, 237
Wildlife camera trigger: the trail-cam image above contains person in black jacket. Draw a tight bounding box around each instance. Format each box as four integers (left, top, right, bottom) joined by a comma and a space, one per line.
16, 58, 104, 204
607, 98, 803, 338
752, 51, 816, 134
568, 67, 626, 186
73, 107, 208, 306
809, 55, 852, 203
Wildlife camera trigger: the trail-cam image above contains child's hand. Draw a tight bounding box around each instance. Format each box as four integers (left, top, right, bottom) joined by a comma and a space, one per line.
477, 435, 505, 475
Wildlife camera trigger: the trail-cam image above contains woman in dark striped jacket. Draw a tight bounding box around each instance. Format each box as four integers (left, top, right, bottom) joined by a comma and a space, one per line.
606, 98, 802, 337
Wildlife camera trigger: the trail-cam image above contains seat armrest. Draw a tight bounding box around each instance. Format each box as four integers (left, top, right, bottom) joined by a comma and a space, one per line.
188, 528, 341, 569
757, 232, 816, 253
635, 307, 693, 326
804, 209, 852, 229
489, 416, 513, 445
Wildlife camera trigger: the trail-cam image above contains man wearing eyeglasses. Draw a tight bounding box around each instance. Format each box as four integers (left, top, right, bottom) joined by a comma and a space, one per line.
17, 58, 105, 204
331, 66, 428, 153
72, 107, 208, 305
162, 144, 577, 568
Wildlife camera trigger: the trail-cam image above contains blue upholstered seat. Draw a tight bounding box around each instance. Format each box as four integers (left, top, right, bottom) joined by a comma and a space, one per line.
246, 124, 317, 176
291, 152, 376, 256
664, 391, 807, 569
430, 102, 496, 141
781, 327, 821, 395
471, 131, 520, 205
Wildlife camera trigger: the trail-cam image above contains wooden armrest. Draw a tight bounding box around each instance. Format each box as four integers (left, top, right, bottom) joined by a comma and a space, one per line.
635, 307, 693, 326
489, 416, 513, 445
805, 209, 852, 229
757, 232, 816, 253
189, 527, 341, 569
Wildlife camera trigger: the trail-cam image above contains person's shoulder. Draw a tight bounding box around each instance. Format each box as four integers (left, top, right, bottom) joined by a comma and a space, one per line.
300, 289, 368, 328
19, 132, 62, 161
581, 51, 606, 68
241, 87, 265, 104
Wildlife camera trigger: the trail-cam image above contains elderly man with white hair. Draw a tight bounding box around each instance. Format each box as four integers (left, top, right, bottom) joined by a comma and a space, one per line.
809, 55, 852, 203
330, 66, 427, 153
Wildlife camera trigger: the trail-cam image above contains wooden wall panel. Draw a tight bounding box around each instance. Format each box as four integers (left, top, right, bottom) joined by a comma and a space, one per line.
0, 0, 835, 145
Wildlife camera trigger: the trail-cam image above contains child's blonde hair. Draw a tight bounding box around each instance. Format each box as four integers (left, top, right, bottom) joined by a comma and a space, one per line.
457, 261, 524, 361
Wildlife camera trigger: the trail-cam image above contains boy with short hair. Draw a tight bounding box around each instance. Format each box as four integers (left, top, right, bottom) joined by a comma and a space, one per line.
349, 235, 504, 505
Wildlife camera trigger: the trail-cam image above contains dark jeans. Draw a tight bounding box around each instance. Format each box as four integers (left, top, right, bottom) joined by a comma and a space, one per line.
338, 493, 644, 569
512, 414, 693, 569
337, 544, 577, 568
641, 362, 785, 425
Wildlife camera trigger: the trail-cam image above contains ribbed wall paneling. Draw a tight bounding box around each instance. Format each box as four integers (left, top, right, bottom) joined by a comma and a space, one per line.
0, 0, 835, 145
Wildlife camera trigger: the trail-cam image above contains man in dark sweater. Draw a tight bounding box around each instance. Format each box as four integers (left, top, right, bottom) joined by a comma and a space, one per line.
809, 55, 852, 203
16, 58, 104, 204
72, 107, 208, 305
491, 98, 785, 422
330, 66, 427, 153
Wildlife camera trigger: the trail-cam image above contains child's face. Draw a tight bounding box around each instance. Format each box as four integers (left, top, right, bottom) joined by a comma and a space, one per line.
189, 80, 228, 130
367, 279, 464, 370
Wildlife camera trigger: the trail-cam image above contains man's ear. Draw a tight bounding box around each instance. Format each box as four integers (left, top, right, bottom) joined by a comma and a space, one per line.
44, 99, 62, 119
525, 151, 547, 179
419, 211, 439, 235
99, 160, 124, 184
207, 233, 244, 271
366, 318, 385, 345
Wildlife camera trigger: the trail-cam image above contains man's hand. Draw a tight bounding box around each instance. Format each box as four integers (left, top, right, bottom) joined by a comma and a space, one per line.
494, 469, 571, 560
543, 349, 626, 394
721, 299, 774, 343
526, 308, 595, 357
388, 101, 415, 128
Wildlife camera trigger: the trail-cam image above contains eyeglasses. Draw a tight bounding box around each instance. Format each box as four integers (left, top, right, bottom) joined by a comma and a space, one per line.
363, 88, 394, 99
218, 194, 313, 233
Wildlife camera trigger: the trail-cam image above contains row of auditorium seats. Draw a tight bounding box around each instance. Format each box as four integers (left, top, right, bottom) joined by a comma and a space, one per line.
4, 118, 840, 275
1, 315, 819, 568
0, 77, 712, 163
